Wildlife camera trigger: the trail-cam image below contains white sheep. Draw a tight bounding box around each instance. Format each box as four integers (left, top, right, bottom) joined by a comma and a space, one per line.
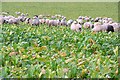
15, 12, 21, 15
40, 18, 46, 24
67, 19, 73, 26
45, 19, 50, 25
31, 16, 40, 26
38, 15, 43, 19
48, 19, 59, 27
92, 22, 113, 32
18, 15, 27, 22
25, 18, 31, 24
70, 21, 82, 32
92, 22, 104, 32
7, 17, 19, 24
76, 19, 84, 25
111, 22, 120, 32
60, 18, 67, 26
83, 22, 93, 29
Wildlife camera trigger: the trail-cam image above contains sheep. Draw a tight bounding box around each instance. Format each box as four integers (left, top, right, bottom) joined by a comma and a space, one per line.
83, 22, 93, 29
13, 18, 20, 24
78, 16, 82, 19
67, 19, 73, 26
55, 14, 62, 18
48, 20, 54, 27
60, 17, 67, 26
76, 19, 84, 25
7, 17, 20, 24
18, 15, 27, 22
40, 18, 46, 24
92, 22, 104, 32
45, 19, 50, 25
91, 18, 94, 22
31, 16, 40, 26
107, 18, 113, 22
48, 19, 59, 27
38, 15, 43, 19
108, 21, 113, 24
103, 20, 109, 24
92, 22, 115, 32
15, 12, 21, 15
111, 22, 120, 32
70, 21, 82, 32
56, 19, 61, 26
84, 17, 90, 22
25, 18, 31, 24
3, 15, 14, 24
45, 14, 50, 18
60, 20, 67, 26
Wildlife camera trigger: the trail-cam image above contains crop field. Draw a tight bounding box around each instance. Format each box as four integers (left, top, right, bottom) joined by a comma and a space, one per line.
1, 2, 119, 78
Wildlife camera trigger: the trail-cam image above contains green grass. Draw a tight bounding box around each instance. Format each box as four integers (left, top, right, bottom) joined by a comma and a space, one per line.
1, 2, 119, 78
2, 2, 118, 21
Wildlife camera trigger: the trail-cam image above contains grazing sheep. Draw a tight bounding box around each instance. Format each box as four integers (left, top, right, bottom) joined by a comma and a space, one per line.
78, 16, 82, 19
7, 17, 19, 24
92, 22, 114, 32
21, 13, 25, 16
108, 21, 113, 24
98, 19, 102, 23
15, 12, 21, 15
83, 22, 93, 29
48, 19, 59, 27
60, 18, 67, 26
103, 20, 109, 24
71, 21, 82, 32
25, 18, 31, 24
48, 20, 54, 27
94, 18, 99, 22
31, 16, 40, 26
3, 15, 14, 24
67, 19, 73, 26
111, 22, 120, 32
91, 18, 94, 22
85, 17, 90, 22
60, 20, 67, 26
40, 18, 46, 24
13, 18, 20, 24
45, 19, 50, 25
38, 15, 43, 19
107, 18, 113, 22
77, 19, 84, 25
56, 19, 61, 26
18, 15, 27, 22
92, 22, 104, 32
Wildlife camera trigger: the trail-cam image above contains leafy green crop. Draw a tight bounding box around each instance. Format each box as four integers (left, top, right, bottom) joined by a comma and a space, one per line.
1, 23, 119, 78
